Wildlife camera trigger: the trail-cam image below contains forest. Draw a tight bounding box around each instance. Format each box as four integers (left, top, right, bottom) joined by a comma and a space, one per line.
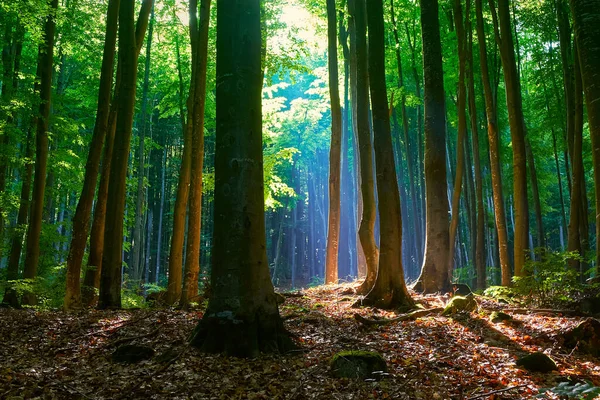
1, 0, 600, 398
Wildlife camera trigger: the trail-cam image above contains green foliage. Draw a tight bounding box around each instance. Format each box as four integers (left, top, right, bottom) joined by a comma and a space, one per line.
512, 250, 585, 306
536, 381, 600, 399
121, 287, 147, 309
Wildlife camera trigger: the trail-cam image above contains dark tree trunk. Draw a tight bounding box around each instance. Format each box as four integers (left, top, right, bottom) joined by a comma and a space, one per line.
414, 0, 450, 293
22, 0, 58, 306
191, 0, 294, 357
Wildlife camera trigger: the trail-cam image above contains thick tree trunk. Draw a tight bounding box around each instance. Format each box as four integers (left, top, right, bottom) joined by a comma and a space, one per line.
476, 0, 511, 285
325, 0, 342, 285
21, 0, 58, 306
569, 0, 600, 273
191, 0, 294, 357
351, 0, 379, 295
414, 0, 450, 293
490, 0, 529, 277
360, 0, 414, 309
99, 0, 141, 309
181, 0, 212, 308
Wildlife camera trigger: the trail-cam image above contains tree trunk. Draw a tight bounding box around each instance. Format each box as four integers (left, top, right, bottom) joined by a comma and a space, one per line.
490, 0, 529, 277
181, 0, 212, 309
569, 0, 600, 274
131, 7, 155, 284
414, 0, 450, 293
448, 0, 467, 283
360, 0, 414, 309
21, 0, 58, 306
190, 0, 294, 357
99, 0, 142, 309
351, 0, 379, 295
525, 140, 544, 254
325, 0, 342, 285
476, 0, 511, 285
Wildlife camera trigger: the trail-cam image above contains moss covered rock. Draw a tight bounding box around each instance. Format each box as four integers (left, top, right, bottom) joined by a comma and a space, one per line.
562, 318, 600, 356
330, 350, 387, 380
112, 344, 155, 363
490, 311, 513, 323
442, 294, 478, 316
515, 352, 558, 373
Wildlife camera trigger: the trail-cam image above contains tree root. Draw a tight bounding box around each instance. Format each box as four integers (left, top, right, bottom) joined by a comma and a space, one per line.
354, 308, 443, 326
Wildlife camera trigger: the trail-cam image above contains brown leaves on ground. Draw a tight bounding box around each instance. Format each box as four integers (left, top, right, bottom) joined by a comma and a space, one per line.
1, 284, 600, 399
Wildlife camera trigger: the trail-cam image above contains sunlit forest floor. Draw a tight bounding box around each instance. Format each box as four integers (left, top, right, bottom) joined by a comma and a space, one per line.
1, 284, 599, 399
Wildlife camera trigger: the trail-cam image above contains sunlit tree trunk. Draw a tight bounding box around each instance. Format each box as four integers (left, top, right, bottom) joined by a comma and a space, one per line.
351, 0, 379, 295
414, 0, 450, 293
569, 0, 600, 273
80, 0, 154, 308
476, 0, 511, 285
22, 0, 58, 306
360, 0, 414, 309
325, 0, 342, 285
99, 0, 141, 309
190, 0, 294, 357
181, 0, 212, 308
489, 0, 529, 277
448, 0, 467, 283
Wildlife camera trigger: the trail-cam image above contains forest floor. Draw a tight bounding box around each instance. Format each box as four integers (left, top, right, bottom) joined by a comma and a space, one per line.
1, 284, 599, 399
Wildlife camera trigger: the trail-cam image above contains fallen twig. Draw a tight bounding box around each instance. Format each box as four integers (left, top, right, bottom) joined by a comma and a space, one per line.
467, 384, 528, 400
502, 308, 582, 316
355, 308, 443, 326
109, 327, 161, 347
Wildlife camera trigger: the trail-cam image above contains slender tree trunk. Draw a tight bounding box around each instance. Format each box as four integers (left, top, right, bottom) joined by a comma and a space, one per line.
489, 0, 529, 277
569, 0, 600, 274
99, 0, 142, 309
191, 0, 294, 356
525, 140, 544, 254
448, 0, 467, 282
360, 0, 414, 309
476, 0, 511, 285
131, 7, 155, 284
181, 0, 212, 308
21, 0, 58, 306
414, 0, 450, 293
325, 0, 342, 285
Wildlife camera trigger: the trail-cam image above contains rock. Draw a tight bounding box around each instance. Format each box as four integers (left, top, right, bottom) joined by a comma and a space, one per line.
577, 296, 600, 315
442, 294, 478, 316
515, 352, 558, 373
490, 311, 513, 323
330, 350, 387, 380
562, 318, 600, 356
112, 344, 155, 363
452, 283, 473, 297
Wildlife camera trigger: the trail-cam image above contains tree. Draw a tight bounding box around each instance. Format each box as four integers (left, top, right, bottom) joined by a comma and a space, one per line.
352, 0, 379, 295
99, 0, 144, 309
181, 0, 212, 308
475, 0, 511, 286
21, 0, 59, 306
64, 0, 120, 310
489, 0, 529, 277
414, 0, 450, 293
569, 0, 600, 273
325, 0, 342, 285
190, 0, 294, 357
360, 0, 414, 309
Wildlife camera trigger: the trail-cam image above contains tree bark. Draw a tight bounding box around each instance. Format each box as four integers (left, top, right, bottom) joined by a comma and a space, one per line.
490, 0, 529, 277
325, 0, 342, 285
191, 0, 294, 357
351, 0, 379, 295
181, 0, 212, 308
21, 0, 58, 306
569, 0, 600, 274
476, 0, 511, 285
360, 0, 414, 309
414, 0, 450, 293
98, 0, 142, 309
